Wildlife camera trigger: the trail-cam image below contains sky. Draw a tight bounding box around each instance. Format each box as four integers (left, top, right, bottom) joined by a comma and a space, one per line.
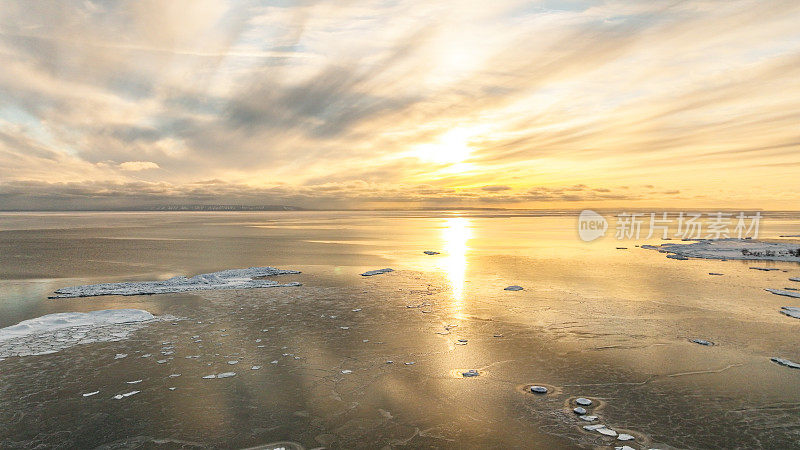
0, 0, 799, 210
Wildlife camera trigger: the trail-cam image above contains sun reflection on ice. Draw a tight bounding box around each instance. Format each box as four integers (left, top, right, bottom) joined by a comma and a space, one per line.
441, 217, 472, 311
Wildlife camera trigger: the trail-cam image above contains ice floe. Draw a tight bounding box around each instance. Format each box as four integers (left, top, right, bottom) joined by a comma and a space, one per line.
113, 390, 140, 400
771, 357, 800, 369
0, 309, 156, 358
644, 239, 800, 262
575, 397, 593, 406
49, 267, 301, 298
574, 407, 587, 415
766, 288, 800, 299
530, 386, 548, 394
617, 433, 635, 441
779, 306, 800, 319
361, 268, 394, 276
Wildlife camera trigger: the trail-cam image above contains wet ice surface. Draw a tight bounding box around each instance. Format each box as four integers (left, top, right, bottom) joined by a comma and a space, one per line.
49, 267, 301, 298
3, 213, 800, 449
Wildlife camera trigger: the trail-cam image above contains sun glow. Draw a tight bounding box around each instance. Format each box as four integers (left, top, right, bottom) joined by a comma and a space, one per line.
413, 127, 481, 164
441, 217, 472, 309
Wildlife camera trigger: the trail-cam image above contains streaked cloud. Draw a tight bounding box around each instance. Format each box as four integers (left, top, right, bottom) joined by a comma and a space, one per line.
0, 0, 799, 209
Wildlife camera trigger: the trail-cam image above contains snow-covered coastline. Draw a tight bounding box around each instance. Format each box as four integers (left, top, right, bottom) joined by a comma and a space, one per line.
642, 239, 800, 262
50, 267, 301, 298
0, 309, 157, 358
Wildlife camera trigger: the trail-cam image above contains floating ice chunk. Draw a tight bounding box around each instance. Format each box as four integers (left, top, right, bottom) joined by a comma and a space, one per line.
202, 374, 216, 379
49, 267, 301, 298
530, 386, 548, 394
644, 239, 800, 262
771, 357, 800, 369
361, 268, 394, 276
576, 397, 592, 406
115, 353, 128, 359
82, 391, 100, 397
574, 407, 587, 415
113, 390, 140, 399
766, 288, 800, 299
597, 427, 618, 437
423, 251, 440, 255
461, 369, 479, 377
228, 360, 239, 365
617, 434, 635, 441
126, 380, 142, 384
580, 415, 598, 422
217, 372, 236, 378
691, 339, 714, 346
251, 366, 261, 370
504, 285, 523, 291
780, 307, 800, 319
341, 369, 353, 374
666, 254, 688, 260
583, 424, 606, 431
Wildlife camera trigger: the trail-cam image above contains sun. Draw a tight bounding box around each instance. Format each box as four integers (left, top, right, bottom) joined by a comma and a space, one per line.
413, 127, 477, 164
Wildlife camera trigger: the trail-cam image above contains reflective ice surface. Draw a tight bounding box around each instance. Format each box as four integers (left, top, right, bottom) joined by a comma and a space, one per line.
1, 211, 799, 448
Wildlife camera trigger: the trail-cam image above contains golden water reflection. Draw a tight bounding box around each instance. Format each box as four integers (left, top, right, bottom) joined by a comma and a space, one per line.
441, 217, 472, 310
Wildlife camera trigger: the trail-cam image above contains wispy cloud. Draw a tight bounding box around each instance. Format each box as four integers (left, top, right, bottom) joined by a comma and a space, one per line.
1, 0, 799, 209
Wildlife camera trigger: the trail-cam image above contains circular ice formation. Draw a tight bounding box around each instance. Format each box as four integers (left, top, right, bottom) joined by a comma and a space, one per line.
576, 397, 592, 406
530, 386, 548, 394
573, 407, 587, 415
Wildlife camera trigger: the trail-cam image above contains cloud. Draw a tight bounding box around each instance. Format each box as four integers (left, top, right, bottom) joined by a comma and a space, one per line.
0, 0, 799, 209
118, 161, 160, 171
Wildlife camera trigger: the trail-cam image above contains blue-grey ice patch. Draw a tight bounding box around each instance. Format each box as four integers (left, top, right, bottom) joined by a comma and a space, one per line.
0, 309, 155, 358
530, 386, 548, 394
780, 306, 800, 319
461, 369, 479, 377
666, 254, 689, 260
423, 251, 440, 255
573, 407, 587, 415
771, 357, 800, 369
49, 267, 301, 298
580, 415, 598, 422
361, 268, 394, 276
790, 277, 800, 282
615, 446, 635, 450
617, 434, 635, 441
576, 397, 593, 406
228, 360, 239, 365
504, 285, 523, 291
583, 424, 606, 431
751, 267, 780, 271
644, 239, 800, 262
691, 339, 714, 346
708, 272, 724, 276
766, 288, 800, 299
597, 427, 618, 437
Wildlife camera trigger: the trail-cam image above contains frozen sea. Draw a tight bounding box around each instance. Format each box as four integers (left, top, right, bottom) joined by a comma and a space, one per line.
1, 210, 800, 449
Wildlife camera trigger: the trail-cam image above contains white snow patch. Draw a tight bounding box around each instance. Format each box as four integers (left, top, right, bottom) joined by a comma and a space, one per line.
113, 390, 140, 400
0, 309, 156, 358
643, 239, 800, 262
49, 267, 301, 298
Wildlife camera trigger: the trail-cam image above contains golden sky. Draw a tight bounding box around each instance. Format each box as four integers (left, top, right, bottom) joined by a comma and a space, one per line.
0, 0, 799, 209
